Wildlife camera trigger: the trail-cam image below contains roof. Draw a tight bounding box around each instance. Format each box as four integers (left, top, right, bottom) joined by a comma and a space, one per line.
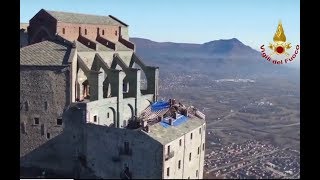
146, 116, 205, 145
44, 9, 128, 27
20, 40, 73, 66
75, 40, 133, 52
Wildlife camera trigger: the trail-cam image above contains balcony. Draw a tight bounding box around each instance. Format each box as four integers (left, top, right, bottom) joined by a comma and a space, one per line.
165, 151, 175, 161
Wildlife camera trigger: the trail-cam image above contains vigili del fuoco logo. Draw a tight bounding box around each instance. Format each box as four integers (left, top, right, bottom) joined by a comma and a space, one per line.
260, 21, 299, 64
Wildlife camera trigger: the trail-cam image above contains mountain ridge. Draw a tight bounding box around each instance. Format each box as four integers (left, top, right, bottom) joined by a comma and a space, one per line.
129, 37, 299, 81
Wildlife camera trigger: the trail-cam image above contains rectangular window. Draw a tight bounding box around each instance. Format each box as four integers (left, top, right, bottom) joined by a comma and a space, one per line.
189, 153, 191, 161
124, 141, 129, 154
25, 101, 29, 111
41, 124, 45, 136
178, 160, 181, 169
198, 147, 200, 155
190, 133, 193, 140
47, 132, 51, 139
115, 30, 118, 36
44, 101, 48, 110
196, 170, 198, 177
62, 28, 65, 34
107, 112, 110, 118
199, 128, 201, 134
102, 30, 105, 35
85, 29, 87, 35
167, 145, 170, 155
93, 115, 97, 122
34, 118, 39, 125
167, 167, 170, 176
57, 118, 63, 125
179, 139, 182, 146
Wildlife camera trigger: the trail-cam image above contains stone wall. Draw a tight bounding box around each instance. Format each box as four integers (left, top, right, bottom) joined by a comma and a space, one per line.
20, 66, 75, 174
85, 124, 163, 179
163, 124, 206, 179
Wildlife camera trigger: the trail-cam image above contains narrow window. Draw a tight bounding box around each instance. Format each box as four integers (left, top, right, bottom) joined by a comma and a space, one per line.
198, 147, 200, 155
115, 30, 118, 35
167, 167, 170, 176
97, 27, 99, 35
123, 83, 128, 92
25, 101, 29, 111
79, 27, 81, 34
196, 170, 198, 177
107, 112, 110, 118
47, 132, 51, 139
102, 30, 105, 35
167, 145, 170, 155
178, 160, 181, 169
190, 133, 193, 140
124, 141, 129, 154
41, 124, 45, 136
44, 101, 48, 111
34, 118, 39, 125
57, 118, 63, 125
85, 29, 87, 35
179, 139, 182, 146
203, 143, 205, 151
199, 128, 201, 134
93, 115, 97, 122
189, 153, 191, 161
62, 28, 65, 34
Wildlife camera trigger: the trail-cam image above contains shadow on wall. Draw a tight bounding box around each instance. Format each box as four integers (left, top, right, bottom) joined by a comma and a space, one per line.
20, 132, 76, 178
20, 108, 89, 179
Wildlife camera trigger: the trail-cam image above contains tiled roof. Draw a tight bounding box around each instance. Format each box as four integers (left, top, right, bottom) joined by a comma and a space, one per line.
45, 10, 128, 27
20, 40, 73, 66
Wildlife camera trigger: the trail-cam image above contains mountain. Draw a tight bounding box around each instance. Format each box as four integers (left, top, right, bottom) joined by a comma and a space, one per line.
130, 37, 299, 81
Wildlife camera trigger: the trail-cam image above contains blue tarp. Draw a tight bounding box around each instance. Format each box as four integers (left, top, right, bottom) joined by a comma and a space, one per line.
151, 101, 170, 112
160, 115, 188, 128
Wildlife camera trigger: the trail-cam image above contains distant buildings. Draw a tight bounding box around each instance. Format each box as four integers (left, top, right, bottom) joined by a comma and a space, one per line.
20, 9, 206, 179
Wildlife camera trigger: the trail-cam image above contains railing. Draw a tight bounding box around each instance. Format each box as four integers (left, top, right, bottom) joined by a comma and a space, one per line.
165, 151, 175, 161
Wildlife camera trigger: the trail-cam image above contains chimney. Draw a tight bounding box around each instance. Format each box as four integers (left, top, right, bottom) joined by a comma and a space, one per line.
169, 118, 173, 126
142, 120, 147, 128
145, 125, 150, 133
173, 112, 178, 119
184, 109, 189, 117
172, 99, 176, 105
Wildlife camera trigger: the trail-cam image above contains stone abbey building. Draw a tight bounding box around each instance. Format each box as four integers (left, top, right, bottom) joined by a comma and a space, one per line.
20, 9, 206, 179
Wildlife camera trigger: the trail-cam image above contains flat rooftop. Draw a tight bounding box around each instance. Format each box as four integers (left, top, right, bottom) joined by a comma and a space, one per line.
146, 116, 205, 145
139, 99, 206, 144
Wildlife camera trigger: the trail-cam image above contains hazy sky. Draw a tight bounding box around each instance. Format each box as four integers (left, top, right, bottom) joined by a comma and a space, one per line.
20, 0, 300, 67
